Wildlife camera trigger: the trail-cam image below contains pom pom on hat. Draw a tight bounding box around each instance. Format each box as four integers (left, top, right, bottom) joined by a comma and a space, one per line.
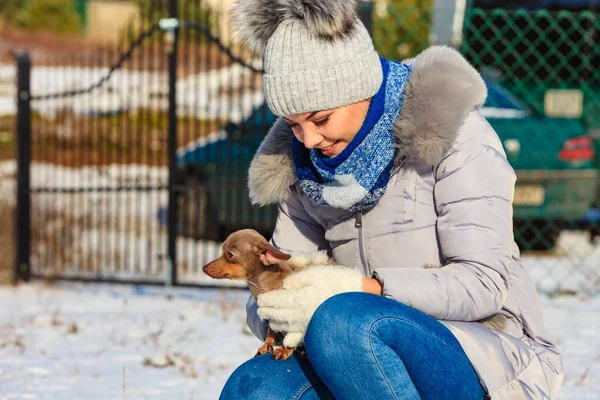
232, 0, 360, 56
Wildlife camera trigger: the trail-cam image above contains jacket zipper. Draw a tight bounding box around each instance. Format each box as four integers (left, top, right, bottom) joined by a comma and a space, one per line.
355, 211, 370, 277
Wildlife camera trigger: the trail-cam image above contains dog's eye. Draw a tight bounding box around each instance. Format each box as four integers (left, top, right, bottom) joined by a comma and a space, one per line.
227, 251, 234, 260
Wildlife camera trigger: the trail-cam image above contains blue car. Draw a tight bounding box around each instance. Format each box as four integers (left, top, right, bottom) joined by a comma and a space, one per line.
173, 104, 278, 240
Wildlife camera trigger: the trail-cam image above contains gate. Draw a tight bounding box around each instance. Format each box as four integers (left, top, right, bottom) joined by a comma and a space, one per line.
14, 0, 276, 287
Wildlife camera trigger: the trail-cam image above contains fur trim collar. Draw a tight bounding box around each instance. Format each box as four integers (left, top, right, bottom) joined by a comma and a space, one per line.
248, 46, 488, 206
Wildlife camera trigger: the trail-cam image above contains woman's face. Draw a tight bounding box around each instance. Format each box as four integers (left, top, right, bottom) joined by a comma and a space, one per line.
283, 99, 371, 158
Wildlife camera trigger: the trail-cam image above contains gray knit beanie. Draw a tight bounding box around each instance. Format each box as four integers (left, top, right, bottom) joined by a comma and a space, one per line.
232, 0, 383, 116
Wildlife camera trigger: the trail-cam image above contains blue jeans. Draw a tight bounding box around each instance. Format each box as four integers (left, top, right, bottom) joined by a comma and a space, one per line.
220, 292, 486, 399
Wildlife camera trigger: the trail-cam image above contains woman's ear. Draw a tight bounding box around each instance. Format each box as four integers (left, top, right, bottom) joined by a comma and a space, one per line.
259, 243, 292, 265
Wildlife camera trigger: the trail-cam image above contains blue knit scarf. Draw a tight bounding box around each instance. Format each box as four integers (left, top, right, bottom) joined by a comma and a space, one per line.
292, 58, 411, 211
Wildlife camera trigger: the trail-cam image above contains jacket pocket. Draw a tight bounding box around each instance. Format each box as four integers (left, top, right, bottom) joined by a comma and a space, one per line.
398, 165, 435, 224
398, 166, 432, 224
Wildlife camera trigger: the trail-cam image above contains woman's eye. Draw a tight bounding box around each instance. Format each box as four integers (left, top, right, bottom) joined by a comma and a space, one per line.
313, 117, 330, 127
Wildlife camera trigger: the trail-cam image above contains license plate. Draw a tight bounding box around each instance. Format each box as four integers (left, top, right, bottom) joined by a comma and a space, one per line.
544, 89, 583, 118
514, 185, 545, 206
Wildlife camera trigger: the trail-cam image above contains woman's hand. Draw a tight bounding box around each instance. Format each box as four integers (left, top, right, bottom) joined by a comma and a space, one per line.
362, 278, 383, 295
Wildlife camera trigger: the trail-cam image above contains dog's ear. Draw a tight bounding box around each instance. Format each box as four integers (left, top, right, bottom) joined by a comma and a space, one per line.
258, 243, 291, 265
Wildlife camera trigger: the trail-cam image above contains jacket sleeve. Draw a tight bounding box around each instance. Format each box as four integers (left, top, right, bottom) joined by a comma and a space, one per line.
374, 143, 516, 322
246, 184, 330, 340
246, 295, 268, 341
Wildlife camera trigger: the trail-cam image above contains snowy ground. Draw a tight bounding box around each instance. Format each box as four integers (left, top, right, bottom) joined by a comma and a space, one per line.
0, 283, 255, 399
0, 282, 598, 400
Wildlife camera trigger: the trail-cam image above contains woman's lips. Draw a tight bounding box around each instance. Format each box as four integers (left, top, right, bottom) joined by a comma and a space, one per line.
320, 141, 339, 157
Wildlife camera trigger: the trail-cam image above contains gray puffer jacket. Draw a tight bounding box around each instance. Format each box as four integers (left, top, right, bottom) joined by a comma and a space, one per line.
245, 46, 563, 399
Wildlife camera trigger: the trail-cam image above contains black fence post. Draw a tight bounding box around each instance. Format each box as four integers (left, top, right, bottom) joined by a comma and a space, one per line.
15, 52, 32, 283
167, 0, 179, 285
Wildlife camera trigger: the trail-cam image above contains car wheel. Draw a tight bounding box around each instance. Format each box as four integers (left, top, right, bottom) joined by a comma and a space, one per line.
177, 172, 219, 241
514, 218, 561, 251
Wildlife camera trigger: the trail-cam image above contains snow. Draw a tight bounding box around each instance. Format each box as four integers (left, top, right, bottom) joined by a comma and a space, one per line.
547, 294, 600, 399
0, 282, 598, 399
523, 231, 600, 297
0, 283, 256, 399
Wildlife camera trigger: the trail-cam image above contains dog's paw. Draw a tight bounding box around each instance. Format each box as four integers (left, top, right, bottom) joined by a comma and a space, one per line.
271, 347, 294, 360
255, 343, 274, 357
255, 342, 274, 357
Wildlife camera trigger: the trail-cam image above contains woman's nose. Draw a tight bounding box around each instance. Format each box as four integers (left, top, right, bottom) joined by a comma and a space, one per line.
301, 127, 323, 149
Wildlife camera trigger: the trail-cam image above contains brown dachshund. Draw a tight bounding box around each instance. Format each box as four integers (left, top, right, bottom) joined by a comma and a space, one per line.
202, 229, 320, 360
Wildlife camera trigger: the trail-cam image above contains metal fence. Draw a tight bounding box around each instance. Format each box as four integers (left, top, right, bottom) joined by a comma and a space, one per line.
13, 0, 275, 288
9, 2, 600, 296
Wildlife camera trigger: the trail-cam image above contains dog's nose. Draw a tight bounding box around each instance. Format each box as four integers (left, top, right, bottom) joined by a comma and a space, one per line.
202, 263, 219, 276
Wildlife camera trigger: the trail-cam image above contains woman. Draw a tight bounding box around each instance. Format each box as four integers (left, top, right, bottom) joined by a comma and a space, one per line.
221, 0, 563, 399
